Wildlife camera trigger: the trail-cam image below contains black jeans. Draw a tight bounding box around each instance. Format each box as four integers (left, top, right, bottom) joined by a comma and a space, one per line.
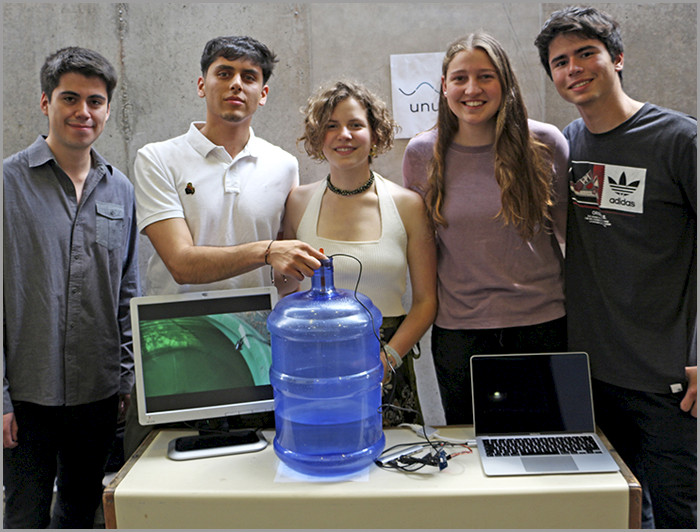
432, 316, 567, 425
592, 379, 697, 529
3, 394, 119, 529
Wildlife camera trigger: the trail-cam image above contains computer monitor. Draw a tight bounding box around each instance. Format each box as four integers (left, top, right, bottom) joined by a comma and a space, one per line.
130, 287, 278, 459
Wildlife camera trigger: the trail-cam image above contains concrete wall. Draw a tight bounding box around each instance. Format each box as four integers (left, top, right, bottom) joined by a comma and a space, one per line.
3, 2, 697, 425
4, 2, 696, 183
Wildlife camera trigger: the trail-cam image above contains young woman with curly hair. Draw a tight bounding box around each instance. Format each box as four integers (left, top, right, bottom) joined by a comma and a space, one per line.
283, 80, 437, 427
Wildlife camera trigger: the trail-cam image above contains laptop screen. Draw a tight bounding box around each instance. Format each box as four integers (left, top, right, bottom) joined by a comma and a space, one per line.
471, 352, 596, 436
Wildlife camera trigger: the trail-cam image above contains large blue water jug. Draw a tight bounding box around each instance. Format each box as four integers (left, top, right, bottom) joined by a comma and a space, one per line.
267, 257, 385, 476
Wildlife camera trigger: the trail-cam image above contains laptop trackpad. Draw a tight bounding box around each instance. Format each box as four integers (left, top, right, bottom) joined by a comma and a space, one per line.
522, 456, 578, 472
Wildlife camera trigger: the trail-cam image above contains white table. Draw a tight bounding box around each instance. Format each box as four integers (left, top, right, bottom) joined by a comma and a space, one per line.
104, 426, 640, 529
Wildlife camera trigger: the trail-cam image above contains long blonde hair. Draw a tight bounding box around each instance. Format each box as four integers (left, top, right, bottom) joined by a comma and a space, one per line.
426, 33, 555, 241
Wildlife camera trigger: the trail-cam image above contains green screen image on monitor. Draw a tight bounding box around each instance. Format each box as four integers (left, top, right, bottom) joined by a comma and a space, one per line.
140, 311, 272, 399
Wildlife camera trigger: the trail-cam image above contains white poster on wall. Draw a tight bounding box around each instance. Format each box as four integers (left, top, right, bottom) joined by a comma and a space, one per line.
390, 52, 443, 139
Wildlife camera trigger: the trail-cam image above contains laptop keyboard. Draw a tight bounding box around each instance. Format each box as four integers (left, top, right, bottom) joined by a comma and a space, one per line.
482, 435, 603, 457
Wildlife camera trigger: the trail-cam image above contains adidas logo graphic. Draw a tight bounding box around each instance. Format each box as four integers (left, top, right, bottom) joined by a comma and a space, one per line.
607, 171, 641, 208
607, 172, 640, 196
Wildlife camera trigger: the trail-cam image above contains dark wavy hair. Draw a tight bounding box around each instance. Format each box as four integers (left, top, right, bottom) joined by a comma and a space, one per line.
534, 6, 624, 83
40, 47, 117, 102
200, 36, 278, 84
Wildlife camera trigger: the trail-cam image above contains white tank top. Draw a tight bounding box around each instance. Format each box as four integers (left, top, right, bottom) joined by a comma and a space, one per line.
296, 174, 408, 317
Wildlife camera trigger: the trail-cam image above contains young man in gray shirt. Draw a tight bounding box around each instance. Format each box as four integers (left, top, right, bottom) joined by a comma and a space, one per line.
3, 47, 139, 528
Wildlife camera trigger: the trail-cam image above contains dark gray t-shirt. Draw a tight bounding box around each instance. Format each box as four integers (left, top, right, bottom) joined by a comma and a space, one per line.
564, 103, 697, 393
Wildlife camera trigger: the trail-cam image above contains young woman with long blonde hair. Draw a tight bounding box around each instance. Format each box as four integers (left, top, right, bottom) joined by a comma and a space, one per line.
403, 33, 569, 424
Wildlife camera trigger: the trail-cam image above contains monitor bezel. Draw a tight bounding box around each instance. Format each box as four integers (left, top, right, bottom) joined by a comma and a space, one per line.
130, 287, 278, 426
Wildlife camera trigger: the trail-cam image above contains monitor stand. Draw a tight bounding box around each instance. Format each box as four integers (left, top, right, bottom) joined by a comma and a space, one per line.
166, 424, 268, 461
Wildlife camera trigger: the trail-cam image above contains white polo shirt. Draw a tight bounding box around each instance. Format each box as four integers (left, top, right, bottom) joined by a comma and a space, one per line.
134, 122, 299, 295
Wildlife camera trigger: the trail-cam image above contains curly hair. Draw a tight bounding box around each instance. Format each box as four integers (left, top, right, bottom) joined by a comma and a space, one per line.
426, 33, 555, 241
299, 80, 396, 163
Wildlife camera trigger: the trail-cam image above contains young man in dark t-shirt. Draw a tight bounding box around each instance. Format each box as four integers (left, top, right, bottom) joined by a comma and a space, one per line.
535, 7, 696, 529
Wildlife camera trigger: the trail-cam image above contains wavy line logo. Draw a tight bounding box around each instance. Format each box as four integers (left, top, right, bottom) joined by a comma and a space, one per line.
398, 81, 441, 97
390, 51, 444, 138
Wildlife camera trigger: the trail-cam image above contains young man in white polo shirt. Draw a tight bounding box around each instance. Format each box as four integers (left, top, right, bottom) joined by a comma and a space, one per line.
134, 35, 325, 295
126, 35, 325, 456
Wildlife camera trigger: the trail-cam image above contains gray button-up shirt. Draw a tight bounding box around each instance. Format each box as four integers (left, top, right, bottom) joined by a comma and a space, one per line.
3, 135, 140, 412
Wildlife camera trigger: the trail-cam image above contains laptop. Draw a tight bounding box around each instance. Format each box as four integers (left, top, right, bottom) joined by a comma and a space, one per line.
470, 352, 620, 476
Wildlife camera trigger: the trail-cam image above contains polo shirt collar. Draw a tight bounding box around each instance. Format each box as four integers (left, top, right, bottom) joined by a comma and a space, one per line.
186, 122, 261, 161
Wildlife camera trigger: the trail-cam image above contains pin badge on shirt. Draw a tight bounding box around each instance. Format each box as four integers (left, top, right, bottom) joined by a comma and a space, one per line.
185, 182, 195, 195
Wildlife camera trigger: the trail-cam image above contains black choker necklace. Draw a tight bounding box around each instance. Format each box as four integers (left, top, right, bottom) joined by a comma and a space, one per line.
326, 171, 375, 196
